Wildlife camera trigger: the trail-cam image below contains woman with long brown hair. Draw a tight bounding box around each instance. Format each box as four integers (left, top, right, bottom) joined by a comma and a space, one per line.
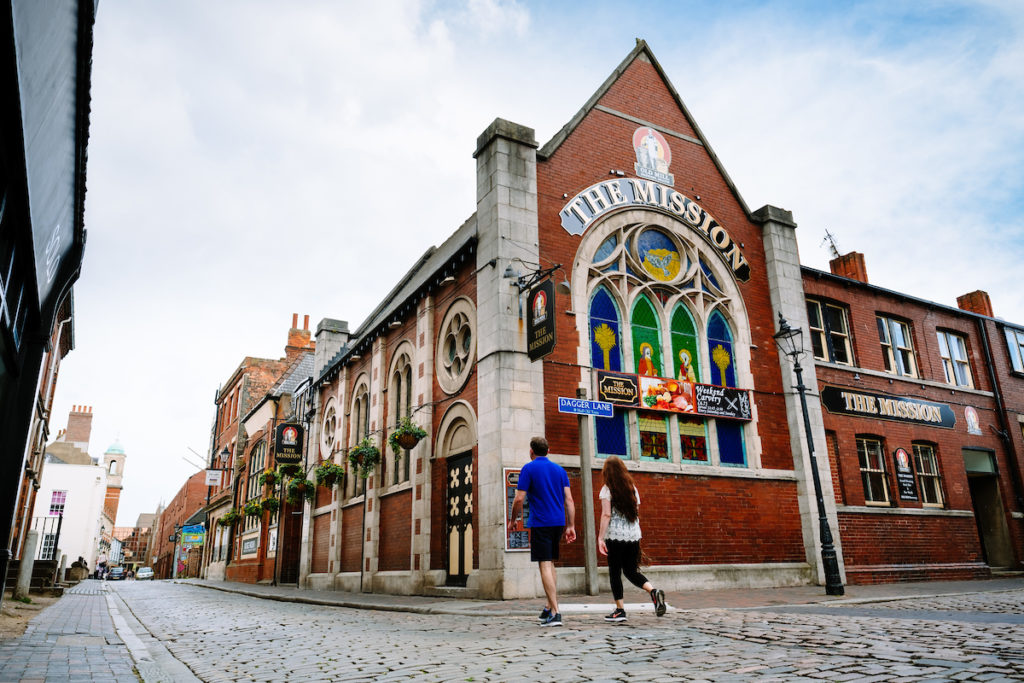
598, 456, 666, 621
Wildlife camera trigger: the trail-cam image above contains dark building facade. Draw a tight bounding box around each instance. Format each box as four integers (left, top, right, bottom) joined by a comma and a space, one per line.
0, 0, 95, 601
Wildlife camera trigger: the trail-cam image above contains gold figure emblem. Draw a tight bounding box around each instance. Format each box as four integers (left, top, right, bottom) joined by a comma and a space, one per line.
712, 344, 731, 384
594, 323, 617, 370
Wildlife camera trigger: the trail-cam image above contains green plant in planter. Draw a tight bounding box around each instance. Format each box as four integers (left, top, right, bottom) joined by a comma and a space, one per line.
217, 508, 240, 526
314, 461, 345, 488
286, 477, 315, 504
388, 416, 427, 455
347, 437, 381, 479
257, 469, 278, 487
261, 497, 281, 514
243, 500, 263, 518
277, 462, 302, 477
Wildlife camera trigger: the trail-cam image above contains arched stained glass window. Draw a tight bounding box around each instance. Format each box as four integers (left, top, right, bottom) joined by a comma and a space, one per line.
670, 305, 700, 383
590, 287, 628, 458
707, 311, 745, 466
590, 287, 621, 372
707, 311, 736, 387
631, 296, 662, 377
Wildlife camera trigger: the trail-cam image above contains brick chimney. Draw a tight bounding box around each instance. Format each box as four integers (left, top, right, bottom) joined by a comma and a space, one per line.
829, 252, 868, 284
64, 405, 93, 452
285, 313, 315, 361
956, 290, 994, 318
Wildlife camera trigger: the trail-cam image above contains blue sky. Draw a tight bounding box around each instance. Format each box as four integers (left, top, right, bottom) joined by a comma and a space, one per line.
53, 0, 1023, 525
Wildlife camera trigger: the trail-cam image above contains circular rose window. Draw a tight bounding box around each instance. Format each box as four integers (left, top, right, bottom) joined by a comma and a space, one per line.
436, 298, 476, 394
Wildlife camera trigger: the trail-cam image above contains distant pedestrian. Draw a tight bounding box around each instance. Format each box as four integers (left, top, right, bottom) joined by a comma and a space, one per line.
507, 436, 576, 627
598, 456, 666, 622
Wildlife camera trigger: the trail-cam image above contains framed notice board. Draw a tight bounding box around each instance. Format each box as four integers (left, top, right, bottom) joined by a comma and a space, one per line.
504, 468, 531, 551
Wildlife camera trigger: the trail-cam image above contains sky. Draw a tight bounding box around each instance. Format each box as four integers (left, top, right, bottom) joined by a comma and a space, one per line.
51, 0, 1024, 527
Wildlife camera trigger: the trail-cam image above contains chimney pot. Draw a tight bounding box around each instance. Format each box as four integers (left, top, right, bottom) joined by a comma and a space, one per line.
292, 313, 298, 329
829, 252, 869, 284
303, 314, 310, 331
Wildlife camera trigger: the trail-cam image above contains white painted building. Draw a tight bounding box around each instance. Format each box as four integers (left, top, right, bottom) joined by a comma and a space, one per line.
34, 455, 108, 571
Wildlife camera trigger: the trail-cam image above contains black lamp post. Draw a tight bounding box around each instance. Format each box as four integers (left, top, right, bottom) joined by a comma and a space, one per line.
774, 312, 845, 596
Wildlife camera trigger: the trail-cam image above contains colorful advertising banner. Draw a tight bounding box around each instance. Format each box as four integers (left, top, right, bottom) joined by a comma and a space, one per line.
595, 370, 752, 421
504, 468, 530, 552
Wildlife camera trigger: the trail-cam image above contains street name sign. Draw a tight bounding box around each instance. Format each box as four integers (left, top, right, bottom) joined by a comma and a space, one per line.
557, 397, 613, 418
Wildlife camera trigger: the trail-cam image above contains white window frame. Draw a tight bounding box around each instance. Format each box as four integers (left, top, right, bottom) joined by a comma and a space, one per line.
936, 330, 973, 388
807, 298, 853, 365
912, 443, 944, 508
857, 436, 890, 505
877, 315, 918, 378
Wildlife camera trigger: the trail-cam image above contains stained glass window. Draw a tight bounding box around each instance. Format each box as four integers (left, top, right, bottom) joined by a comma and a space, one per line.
708, 311, 745, 466
590, 287, 628, 458
639, 413, 670, 461
670, 305, 700, 383
590, 287, 621, 372
631, 296, 662, 377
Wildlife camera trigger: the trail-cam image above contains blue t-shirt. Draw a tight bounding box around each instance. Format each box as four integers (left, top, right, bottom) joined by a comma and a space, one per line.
517, 456, 570, 528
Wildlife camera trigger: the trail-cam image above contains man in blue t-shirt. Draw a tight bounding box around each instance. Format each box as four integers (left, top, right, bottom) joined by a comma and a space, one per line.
507, 436, 576, 627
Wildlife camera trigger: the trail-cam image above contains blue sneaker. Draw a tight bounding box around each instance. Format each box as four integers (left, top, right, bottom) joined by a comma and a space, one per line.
538, 607, 552, 621
540, 612, 562, 627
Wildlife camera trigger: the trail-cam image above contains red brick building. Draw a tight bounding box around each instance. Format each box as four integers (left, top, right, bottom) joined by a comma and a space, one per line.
297, 41, 849, 598
804, 256, 1024, 582
153, 471, 208, 579
201, 316, 316, 583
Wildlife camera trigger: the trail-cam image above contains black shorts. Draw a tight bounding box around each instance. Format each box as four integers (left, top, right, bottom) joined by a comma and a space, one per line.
530, 526, 564, 562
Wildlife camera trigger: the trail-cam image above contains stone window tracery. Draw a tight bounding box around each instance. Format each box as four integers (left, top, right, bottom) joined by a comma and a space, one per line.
436, 298, 476, 394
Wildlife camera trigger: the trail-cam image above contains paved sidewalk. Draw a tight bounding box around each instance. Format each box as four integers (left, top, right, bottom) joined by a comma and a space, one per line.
0, 582, 137, 683
176, 575, 1024, 617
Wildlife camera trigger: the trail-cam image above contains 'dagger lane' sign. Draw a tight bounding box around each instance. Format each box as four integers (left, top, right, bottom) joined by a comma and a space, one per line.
820, 386, 955, 429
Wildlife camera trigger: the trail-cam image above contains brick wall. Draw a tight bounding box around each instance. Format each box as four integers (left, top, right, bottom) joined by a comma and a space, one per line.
340, 503, 362, 573
378, 490, 411, 571
311, 512, 330, 574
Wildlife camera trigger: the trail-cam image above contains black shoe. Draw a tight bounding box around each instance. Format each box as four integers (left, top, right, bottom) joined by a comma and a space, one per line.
540, 612, 562, 627
538, 607, 552, 621
604, 608, 627, 622
652, 588, 667, 617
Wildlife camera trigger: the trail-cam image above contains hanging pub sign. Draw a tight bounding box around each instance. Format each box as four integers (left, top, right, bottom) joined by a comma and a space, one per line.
527, 279, 556, 361
820, 386, 955, 429
275, 423, 304, 464
594, 370, 752, 421
893, 447, 919, 501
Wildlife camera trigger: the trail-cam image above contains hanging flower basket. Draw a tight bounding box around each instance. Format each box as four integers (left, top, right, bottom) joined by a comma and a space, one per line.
261, 497, 281, 514
257, 469, 278, 487
243, 500, 263, 518
278, 462, 302, 477
388, 416, 427, 455
286, 477, 315, 504
314, 461, 345, 489
218, 509, 240, 526
348, 437, 380, 479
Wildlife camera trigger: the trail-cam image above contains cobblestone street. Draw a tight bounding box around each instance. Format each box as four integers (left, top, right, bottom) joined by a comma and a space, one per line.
94, 581, 1024, 682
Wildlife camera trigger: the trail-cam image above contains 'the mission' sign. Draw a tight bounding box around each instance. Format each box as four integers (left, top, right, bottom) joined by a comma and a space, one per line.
820, 386, 955, 429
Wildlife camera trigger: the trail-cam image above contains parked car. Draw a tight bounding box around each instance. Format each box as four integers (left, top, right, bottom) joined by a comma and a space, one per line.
136, 567, 154, 580
107, 566, 124, 580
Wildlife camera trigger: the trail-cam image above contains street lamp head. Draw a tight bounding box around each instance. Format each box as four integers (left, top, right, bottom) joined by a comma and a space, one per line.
773, 312, 804, 359
219, 446, 231, 464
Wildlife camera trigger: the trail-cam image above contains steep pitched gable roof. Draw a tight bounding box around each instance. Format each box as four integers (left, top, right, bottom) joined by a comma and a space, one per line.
538, 39, 752, 217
